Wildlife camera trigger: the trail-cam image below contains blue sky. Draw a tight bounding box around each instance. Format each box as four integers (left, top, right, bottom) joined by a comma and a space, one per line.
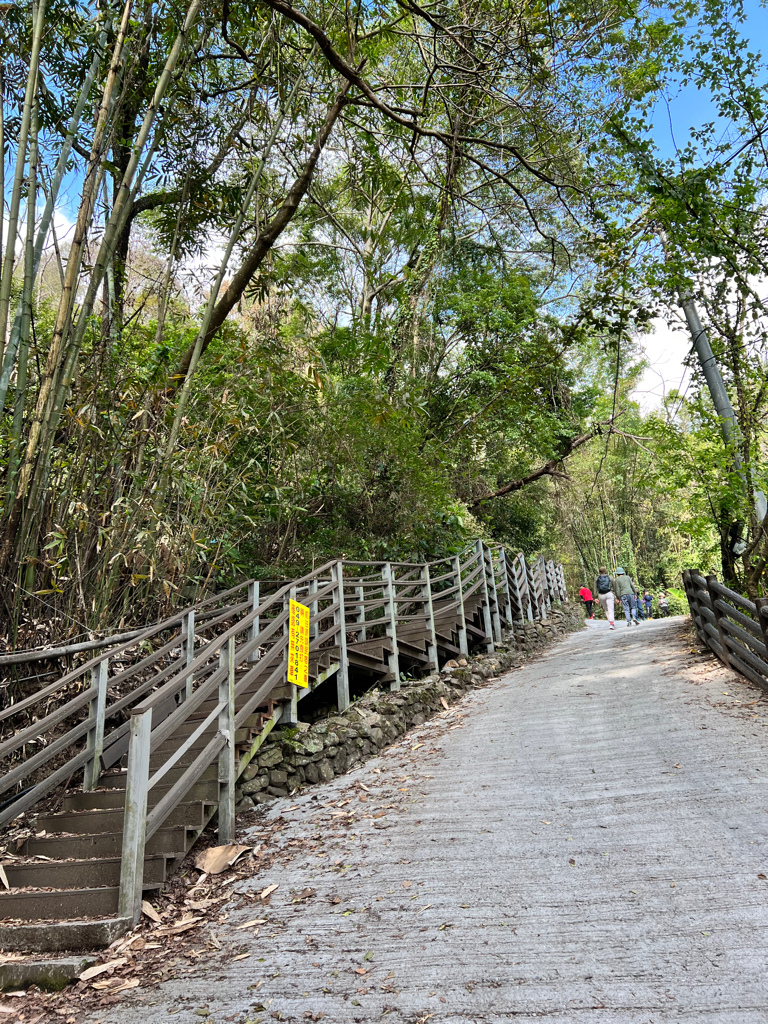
632, 0, 767, 409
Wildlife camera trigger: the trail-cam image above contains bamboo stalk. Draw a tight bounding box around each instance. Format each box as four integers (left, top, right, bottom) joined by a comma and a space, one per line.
0, 0, 47, 362
0, 19, 107, 414
6, 88, 38, 502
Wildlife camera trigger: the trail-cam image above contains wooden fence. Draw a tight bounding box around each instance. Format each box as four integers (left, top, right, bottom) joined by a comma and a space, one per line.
683, 569, 768, 689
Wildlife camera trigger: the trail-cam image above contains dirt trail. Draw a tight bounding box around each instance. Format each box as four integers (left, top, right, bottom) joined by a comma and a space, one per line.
104, 617, 768, 1023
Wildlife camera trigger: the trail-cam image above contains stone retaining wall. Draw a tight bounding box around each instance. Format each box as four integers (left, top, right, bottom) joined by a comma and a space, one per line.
235, 602, 583, 811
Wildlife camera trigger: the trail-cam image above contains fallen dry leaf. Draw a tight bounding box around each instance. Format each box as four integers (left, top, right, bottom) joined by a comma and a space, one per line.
194, 844, 251, 875
440, 697, 449, 710
235, 918, 267, 930
258, 883, 279, 900
232, 953, 250, 962
92, 978, 141, 994
79, 958, 128, 982
0, 864, 8, 890
141, 900, 162, 923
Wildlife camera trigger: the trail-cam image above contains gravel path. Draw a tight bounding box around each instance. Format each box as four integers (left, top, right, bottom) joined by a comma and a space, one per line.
107, 616, 768, 1023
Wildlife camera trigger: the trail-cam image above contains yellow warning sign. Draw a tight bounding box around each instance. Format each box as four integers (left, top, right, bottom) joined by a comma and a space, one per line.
288, 599, 310, 688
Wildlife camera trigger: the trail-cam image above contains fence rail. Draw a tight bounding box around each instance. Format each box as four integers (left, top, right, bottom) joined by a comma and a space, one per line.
683, 569, 768, 690
1, 541, 568, 931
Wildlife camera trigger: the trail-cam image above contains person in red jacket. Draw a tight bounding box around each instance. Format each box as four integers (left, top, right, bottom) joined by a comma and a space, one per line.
579, 584, 594, 619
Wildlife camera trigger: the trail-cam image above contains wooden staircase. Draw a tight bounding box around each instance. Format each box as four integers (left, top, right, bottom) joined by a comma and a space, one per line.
0, 544, 567, 951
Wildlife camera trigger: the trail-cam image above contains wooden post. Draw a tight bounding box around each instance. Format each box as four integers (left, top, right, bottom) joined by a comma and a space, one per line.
218, 636, 236, 843
421, 563, 439, 670
475, 539, 495, 652
382, 562, 401, 690
452, 555, 469, 656
118, 708, 152, 924
355, 583, 367, 641
247, 581, 260, 663
498, 546, 514, 626
279, 587, 298, 726
83, 658, 108, 792
181, 609, 195, 699
334, 562, 350, 710
485, 546, 502, 643
705, 574, 732, 668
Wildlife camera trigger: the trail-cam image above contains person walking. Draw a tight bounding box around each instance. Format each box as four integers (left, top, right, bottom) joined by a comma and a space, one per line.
594, 567, 615, 630
643, 590, 653, 619
579, 584, 594, 619
658, 592, 670, 617
614, 566, 639, 626
634, 592, 646, 620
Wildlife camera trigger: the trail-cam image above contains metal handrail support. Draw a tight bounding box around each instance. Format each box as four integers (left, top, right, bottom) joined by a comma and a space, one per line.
333, 562, 350, 710
83, 659, 108, 792
475, 540, 495, 653
484, 545, 502, 643
497, 547, 514, 625
420, 564, 439, 671
247, 582, 260, 663
118, 708, 152, 925
182, 609, 195, 700
279, 587, 299, 727
382, 562, 401, 690
355, 583, 367, 641
218, 637, 236, 844
452, 555, 469, 656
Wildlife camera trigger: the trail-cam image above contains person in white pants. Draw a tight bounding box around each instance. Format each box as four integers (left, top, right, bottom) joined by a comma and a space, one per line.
594, 567, 615, 629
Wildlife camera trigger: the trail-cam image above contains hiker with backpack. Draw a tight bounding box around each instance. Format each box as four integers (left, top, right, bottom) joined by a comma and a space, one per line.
614, 566, 639, 626
594, 568, 615, 630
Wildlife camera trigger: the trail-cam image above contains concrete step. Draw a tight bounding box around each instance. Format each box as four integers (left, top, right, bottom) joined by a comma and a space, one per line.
0, 885, 142, 922
61, 779, 219, 812
4, 854, 169, 890
0, 917, 131, 953
96, 765, 218, 790
22, 827, 191, 860
35, 800, 212, 836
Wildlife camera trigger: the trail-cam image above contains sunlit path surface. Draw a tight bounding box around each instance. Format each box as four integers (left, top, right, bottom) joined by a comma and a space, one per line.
105, 617, 768, 1024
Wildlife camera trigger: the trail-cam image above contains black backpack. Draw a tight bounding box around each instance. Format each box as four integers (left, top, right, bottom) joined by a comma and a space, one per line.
596, 574, 612, 594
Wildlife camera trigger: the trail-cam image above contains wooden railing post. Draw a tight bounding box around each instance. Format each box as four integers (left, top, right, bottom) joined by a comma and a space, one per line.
83, 658, 108, 792
279, 587, 299, 726
452, 555, 469, 656
334, 561, 350, 710
382, 562, 401, 690
247, 581, 260, 663
706, 574, 732, 668
498, 546, 514, 626
355, 582, 367, 642
118, 708, 152, 925
181, 609, 195, 699
218, 636, 236, 843
421, 563, 439, 671
475, 539, 495, 652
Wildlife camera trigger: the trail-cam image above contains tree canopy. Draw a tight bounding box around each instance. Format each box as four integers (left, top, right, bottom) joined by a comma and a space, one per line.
1, 0, 767, 642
